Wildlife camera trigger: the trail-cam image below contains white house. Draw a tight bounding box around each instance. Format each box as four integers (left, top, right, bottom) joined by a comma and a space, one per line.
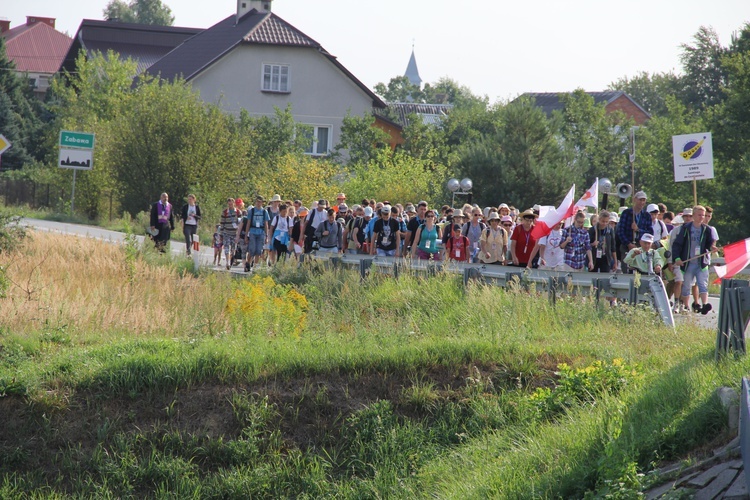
144, 0, 385, 156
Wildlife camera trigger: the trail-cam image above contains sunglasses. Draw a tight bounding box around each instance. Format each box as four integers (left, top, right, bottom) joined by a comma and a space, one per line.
426, 214, 435, 218
503, 223, 512, 227
523, 216, 534, 220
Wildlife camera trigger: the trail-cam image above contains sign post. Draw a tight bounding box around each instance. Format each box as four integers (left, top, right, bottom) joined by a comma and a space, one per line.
58, 130, 95, 213
0, 134, 11, 169
672, 132, 714, 206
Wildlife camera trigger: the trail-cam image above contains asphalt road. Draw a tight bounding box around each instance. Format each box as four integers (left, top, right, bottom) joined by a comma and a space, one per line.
19, 217, 720, 330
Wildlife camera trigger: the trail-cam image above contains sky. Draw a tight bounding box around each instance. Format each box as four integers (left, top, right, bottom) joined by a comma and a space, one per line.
3, 0, 748, 103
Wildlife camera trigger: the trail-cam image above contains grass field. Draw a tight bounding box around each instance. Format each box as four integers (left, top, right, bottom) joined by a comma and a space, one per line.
0, 231, 746, 498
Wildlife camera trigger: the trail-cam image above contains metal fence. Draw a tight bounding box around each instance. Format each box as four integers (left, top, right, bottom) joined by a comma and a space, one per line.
717, 278, 750, 357
302, 253, 675, 327
0, 178, 62, 208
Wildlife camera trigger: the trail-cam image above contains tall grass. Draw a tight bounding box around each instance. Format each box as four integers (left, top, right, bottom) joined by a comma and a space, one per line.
0, 231, 747, 498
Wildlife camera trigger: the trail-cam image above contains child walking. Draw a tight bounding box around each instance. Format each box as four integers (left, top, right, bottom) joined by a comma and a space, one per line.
212, 224, 223, 266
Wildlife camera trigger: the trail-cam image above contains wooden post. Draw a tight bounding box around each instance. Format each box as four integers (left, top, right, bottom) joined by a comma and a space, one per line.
693, 178, 698, 206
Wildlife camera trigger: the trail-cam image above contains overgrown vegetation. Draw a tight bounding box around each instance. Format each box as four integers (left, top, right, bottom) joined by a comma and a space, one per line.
0, 232, 745, 497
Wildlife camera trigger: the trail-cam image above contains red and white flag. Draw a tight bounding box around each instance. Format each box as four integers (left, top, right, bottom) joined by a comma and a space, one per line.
531, 185, 576, 240
575, 178, 598, 210
713, 238, 750, 283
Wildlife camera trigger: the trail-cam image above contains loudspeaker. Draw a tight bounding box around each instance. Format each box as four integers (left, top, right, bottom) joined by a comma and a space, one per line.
616, 183, 632, 199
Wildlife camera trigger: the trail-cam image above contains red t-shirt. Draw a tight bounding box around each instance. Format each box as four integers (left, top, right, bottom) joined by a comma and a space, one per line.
446, 235, 470, 262
511, 225, 536, 265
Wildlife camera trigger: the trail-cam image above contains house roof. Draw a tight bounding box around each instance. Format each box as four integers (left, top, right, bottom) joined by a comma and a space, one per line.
59, 19, 202, 75
519, 91, 651, 120
144, 9, 385, 108
383, 102, 453, 126
2, 21, 72, 73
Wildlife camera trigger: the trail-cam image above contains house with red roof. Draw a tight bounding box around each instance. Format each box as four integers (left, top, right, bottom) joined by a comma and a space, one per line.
1, 16, 72, 98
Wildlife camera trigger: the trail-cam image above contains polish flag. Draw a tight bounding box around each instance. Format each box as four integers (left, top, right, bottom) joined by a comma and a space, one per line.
531, 185, 576, 240
713, 238, 750, 283
575, 178, 598, 210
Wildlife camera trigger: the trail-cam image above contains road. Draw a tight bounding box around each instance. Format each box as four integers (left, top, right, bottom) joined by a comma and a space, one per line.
19, 217, 720, 330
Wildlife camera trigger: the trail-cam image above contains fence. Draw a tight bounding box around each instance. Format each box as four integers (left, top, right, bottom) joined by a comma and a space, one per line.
0, 178, 62, 208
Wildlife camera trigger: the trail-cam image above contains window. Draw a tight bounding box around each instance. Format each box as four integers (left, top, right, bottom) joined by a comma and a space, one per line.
303, 126, 331, 156
262, 63, 290, 93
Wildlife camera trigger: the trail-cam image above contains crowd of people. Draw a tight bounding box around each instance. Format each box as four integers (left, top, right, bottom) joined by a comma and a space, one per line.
149, 190, 719, 316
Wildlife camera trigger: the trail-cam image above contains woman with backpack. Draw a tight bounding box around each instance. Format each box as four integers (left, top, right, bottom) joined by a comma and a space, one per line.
411, 210, 442, 260
479, 212, 507, 265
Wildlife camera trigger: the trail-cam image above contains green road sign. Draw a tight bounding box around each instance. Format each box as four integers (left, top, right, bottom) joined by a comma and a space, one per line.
59, 130, 95, 150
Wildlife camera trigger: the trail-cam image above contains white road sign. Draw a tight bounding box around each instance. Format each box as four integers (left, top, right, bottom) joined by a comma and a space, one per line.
59, 148, 93, 170
672, 132, 714, 182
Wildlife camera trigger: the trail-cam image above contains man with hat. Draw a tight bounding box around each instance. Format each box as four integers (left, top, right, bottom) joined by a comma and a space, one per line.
560, 211, 594, 272
510, 209, 538, 267
480, 212, 507, 265
370, 205, 401, 257
616, 190, 653, 273
647, 203, 668, 247
623, 233, 664, 274
300, 199, 329, 253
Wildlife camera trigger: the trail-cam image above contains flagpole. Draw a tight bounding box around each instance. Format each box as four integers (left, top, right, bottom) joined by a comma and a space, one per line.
693, 178, 698, 206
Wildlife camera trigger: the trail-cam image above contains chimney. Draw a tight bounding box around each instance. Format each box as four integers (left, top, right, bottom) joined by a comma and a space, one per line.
26, 16, 56, 29
237, 0, 273, 22
0, 20, 10, 34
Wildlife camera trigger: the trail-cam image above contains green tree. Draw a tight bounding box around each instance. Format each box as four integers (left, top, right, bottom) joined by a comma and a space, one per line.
374, 75, 423, 103
422, 77, 488, 108
557, 89, 632, 186
0, 37, 42, 168
680, 26, 727, 109
103, 0, 175, 25
609, 71, 684, 116
334, 112, 390, 165
107, 77, 247, 216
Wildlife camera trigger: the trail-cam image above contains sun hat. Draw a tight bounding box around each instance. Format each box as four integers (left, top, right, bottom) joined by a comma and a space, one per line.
500, 215, 512, 223
270, 194, 282, 202
498, 203, 509, 209
405, 204, 416, 213
487, 212, 501, 221
646, 203, 659, 213
452, 208, 465, 218
640, 233, 654, 243
672, 215, 684, 225
338, 203, 348, 212
520, 209, 538, 218
610, 213, 619, 223
298, 208, 309, 217
336, 193, 346, 200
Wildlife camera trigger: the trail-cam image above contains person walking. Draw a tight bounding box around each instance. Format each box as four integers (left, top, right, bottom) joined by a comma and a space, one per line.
180, 194, 202, 257
149, 192, 174, 252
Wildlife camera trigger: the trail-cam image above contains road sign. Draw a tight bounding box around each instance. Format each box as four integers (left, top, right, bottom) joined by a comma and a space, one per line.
673, 132, 714, 182
59, 148, 93, 170
0, 134, 11, 155
59, 130, 95, 150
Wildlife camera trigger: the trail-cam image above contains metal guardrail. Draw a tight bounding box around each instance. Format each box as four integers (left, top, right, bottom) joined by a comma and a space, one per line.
717, 279, 750, 357
302, 253, 675, 327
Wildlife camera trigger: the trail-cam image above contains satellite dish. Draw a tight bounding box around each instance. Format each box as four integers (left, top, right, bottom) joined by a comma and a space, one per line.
447, 178, 460, 193
459, 178, 473, 192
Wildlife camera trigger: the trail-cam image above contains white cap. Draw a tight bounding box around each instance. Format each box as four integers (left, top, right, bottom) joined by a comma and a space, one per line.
646, 203, 659, 213
640, 233, 654, 243
363, 207, 373, 217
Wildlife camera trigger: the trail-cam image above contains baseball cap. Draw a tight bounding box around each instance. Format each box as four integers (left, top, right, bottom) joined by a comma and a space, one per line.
363, 207, 373, 217
646, 203, 659, 213
640, 233, 654, 243
683, 208, 693, 216
381, 205, 391, 214
634, 191, 647, 200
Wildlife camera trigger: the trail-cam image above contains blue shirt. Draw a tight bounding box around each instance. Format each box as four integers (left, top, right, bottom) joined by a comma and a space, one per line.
245, 207, 270, 235
616, 208, 653, 246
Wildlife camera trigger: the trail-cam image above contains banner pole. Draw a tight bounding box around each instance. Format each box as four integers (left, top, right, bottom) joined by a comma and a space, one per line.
693, 178, 698, 206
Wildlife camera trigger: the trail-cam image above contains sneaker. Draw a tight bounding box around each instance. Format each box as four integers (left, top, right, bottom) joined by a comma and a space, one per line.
701, 303, 713, 315
244, 262, 250, 272
692, 302, 701, 313
226, 263, 231, 270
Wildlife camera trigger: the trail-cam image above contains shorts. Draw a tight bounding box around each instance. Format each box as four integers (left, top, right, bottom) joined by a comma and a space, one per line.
415, 248, 440, 260
681, 264, 708, 296
376, 248, 397, 257
672, 266, 684, 282
247, 232, 265, 257
318, 246, 339, 254
539, 264, 567, 271
222, 235, 236, 255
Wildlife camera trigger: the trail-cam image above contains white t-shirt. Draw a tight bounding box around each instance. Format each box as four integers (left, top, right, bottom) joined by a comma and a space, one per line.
652, 218, 667, 242
540, 229, 565, 268
185, 205, 197, 225
272, 215, 291, 240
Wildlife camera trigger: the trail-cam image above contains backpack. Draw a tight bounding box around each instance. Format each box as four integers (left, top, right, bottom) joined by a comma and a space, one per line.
463, 221, 486, 237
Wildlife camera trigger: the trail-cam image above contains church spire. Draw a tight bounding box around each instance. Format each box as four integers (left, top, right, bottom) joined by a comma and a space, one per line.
404, 44, 422, 88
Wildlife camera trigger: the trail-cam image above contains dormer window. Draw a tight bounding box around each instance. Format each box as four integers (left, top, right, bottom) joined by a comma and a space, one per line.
262, 63, 290, 93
